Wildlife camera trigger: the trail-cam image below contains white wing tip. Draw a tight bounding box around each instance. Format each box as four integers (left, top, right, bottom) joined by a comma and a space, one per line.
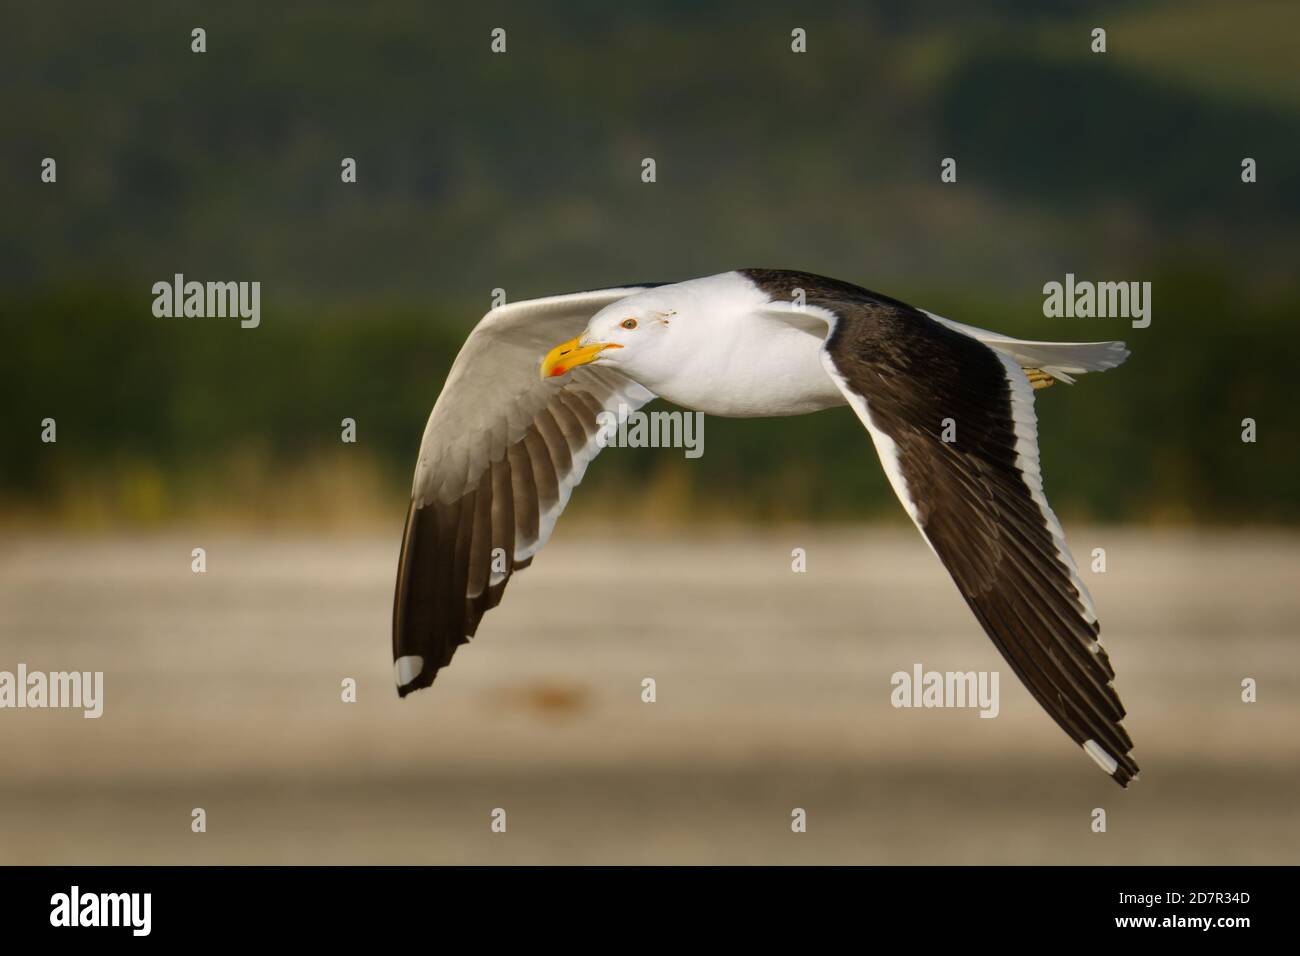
395, 655, 424, 687
1082, 738, 1119, 776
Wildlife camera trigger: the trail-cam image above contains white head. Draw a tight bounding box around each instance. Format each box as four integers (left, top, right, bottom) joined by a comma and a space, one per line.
539, 290, 684, 385
538, 275, 766, 387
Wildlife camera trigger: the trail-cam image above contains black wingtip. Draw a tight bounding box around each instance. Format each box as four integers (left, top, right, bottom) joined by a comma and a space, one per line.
1112, 760, 1140, 788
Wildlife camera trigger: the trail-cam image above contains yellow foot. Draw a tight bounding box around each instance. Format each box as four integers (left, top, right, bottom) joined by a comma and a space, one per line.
1025, 368, 1056, 390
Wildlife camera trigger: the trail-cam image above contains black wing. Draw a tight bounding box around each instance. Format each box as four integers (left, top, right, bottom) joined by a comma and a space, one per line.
747, 269, 1138, 786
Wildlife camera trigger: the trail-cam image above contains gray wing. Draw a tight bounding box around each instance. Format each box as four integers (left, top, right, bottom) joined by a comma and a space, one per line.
393, 288, 659, 695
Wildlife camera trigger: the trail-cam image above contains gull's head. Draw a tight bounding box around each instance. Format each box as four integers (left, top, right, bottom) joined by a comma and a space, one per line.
540, 299, 678, 381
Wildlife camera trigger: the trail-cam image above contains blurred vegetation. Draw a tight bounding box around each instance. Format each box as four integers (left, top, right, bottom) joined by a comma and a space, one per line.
2, 0, 1297, 526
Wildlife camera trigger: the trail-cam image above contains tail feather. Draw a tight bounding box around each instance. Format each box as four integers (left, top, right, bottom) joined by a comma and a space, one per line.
925, 312, 1130, 384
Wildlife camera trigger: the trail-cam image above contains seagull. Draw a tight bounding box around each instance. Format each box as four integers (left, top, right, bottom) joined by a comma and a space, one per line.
392, 269, 1138, 786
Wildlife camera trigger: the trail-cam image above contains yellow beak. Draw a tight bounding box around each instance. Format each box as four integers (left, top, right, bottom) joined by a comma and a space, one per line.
540, 336, 621, 380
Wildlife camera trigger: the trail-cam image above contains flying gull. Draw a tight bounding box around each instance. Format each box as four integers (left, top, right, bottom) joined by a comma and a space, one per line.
392, 269, 1138, 785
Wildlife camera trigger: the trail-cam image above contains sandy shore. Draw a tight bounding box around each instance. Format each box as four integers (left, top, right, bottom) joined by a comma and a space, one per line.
1, 526, 1296, 864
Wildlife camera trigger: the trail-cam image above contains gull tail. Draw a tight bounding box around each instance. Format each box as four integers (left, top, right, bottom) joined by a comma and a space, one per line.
925, 312, 1130, 384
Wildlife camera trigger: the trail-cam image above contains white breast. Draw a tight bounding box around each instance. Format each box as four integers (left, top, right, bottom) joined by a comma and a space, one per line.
651, 307, 846, 418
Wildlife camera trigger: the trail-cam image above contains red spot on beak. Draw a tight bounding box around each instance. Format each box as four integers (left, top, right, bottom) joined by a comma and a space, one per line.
549, 366, 566, 377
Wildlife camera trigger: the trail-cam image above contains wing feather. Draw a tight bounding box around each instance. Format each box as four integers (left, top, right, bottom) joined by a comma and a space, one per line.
820, 308, 1138, 784
745, 269, 1138, 785
393, 287, 660, 695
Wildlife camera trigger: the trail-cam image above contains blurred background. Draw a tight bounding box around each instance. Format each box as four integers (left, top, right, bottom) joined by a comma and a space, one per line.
1, 0, 1297, 863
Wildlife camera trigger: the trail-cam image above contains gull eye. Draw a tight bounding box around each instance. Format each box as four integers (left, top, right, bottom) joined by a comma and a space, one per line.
621, 318, 638, 330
